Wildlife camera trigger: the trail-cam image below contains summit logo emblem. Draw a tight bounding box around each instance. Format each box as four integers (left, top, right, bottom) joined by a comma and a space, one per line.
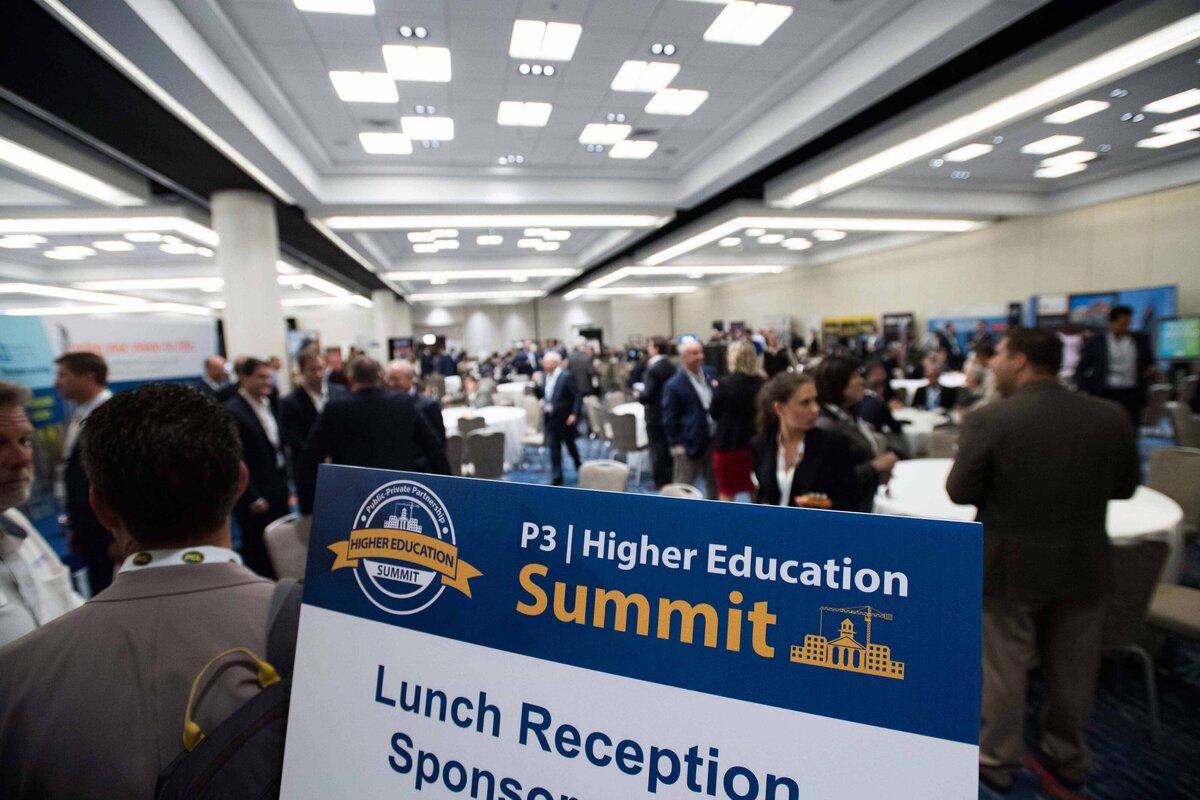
328, 479, 481, 615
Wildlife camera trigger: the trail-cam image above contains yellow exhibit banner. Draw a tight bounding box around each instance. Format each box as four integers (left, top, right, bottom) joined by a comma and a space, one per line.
328, 528, 482, 597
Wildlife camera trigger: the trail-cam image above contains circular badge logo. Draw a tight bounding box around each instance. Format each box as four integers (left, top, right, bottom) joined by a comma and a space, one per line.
327, 479, 480, 616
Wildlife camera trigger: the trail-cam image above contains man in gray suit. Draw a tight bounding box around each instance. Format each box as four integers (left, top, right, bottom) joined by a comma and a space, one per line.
947, 328, 1138, 794
0, 384, 279, 799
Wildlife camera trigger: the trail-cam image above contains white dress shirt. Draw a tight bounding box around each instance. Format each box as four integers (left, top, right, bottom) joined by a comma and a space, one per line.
304, 383, 328, 415
64, 388, 113, 456
239, 389, 285, 468
776, 437, 805, 507
1106, 333, 1137, 389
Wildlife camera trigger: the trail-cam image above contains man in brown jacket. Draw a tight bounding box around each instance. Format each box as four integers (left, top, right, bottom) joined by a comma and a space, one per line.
0, 384, 278, 799
947, 328, 1138, 794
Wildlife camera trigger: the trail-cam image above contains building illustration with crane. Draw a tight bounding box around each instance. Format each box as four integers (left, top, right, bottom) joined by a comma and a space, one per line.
790, 606, 905, 680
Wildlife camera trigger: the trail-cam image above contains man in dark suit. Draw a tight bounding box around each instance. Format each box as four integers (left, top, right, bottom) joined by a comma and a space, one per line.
386, 359, 447, 449
912, 355, 958, 411
196, 355, 229, 400
533, 351, 582, 486
1074, 305, 1154, 428
935, 322, 965, 371
635, 337, 677, 489
54, 352, 114, 596
662, 340, 718, 499
278, 351, 346, 467
514, 340, 540, 376
947, 328, 1138, 794
568, 338, 598, 398
225, 357, 288, 578
299, 357, 449, 513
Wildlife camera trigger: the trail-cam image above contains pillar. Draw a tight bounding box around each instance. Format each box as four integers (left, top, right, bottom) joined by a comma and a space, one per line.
212, 190, 290, 391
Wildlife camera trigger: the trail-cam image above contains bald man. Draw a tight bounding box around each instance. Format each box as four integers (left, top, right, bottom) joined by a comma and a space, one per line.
386, 359, 447, 450
196, 356, 229, 401
534, 352, 582, 486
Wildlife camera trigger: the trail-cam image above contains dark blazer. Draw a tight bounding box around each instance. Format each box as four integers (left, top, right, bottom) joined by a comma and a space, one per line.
750, 428, 858, 512
638, 357, 676, 430
534, 368, 581, 430
195, 379, 226, 401
63, 443, 109, 557
297, 387, 449, 514
761, 349, 792, 378
946, 380, 1138, 601
710, 373, 764, 452
912, 383, 958, 411
662, 366, 717, 458
816, 406, 880, 513
858, 393, 903, 434
567, 350, 597, 396
1075, 331, 1153, 397
225, 394, 289, 515
278, 384, 347, 463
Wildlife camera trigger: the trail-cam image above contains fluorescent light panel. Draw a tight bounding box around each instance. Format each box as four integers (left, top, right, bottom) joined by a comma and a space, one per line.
610, 60, 680, 92
1039, 150, 1097, 167
476, 235, 503, 245
1142, 88, 1200, 114
0, 282, 145, 304
1034, 163, 1088, 178
382, 46, 452, 82
1020, 135, 1084, 155
3, 303, 211, 317
1152, 113, 1200, 133
609, 140, 658, 159
385, 269, 576, 281
329, 71, 398, 103
359, 132, 412, 154
0, 235, 47, 249
400, 116, 454, 140
704, 2, 793, 46
644, 89, 709, 116
280, 296, 372, 308
320, 214, 665, 230
294, 0, 375, 14
509, 20, 582, 61
1043, 99, 1110, 123
497, 101, 553, 127
579, 123, 631, 145
0, 136, 143, 207
942, 143, 993, 162
1135, 131, 1200, 148
771, 13, 1200, 207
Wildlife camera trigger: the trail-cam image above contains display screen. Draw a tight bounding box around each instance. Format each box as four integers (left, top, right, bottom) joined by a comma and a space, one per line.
1157, 317, 1200, 360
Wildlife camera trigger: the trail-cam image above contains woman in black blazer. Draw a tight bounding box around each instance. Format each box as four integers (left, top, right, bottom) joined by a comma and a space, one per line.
710, 341, 765, 501
751, 373, 858, 512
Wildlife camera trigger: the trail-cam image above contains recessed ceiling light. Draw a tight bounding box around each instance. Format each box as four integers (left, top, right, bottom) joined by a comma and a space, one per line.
382, 46, 452, 82
534, 241, 560, 251
1142, 88, 1200, 114
124, 232, 162, 242
812, 229, 846, 241
430, 278, 449, 285
782, 238, 811, 250
476, 235, 504, 246
1043, 100, 1111, 124
579, 123, 632, 145
398, 24, 428, 39
1110, 88, 1129, 98
408, 232, 436, 243
160, 242, 198, 255
704, 2, 793, 46
1039, 150, 1097, 167
542, 230, 571, 241
651, 43, 677, 56
1034, 163, 1088, 179
329, 71, 398, 103
44, 249, 91, 261
757, 234, 785, 244
928, 158, 944, 168
1135, 131, 1200, 149
160, 235, 182, 244
497, 154, 527, 165
744, 228, 767, 237
645, 88, 709, 116
91, 240, 135, 252
517, 239, 540, 249
196, 247, 214, 257
610, 60, 680, 92
412, 243, 439, 254
1119, 112, 1146, 122
605, 113, 627, 123
585, 144, 605, 153
497, 101, 553, 127
509, 20, 582, 61
294, 0, 374, 14
950, 170, 971, 180
1152, 113, 1200, 134
400, 116, 455, 140
511, 276, 529, 283
1020, 135, 1084, 155
0, 136, 144, 207
359, 132, 413, 154
0, 234, 47, 249
942, 143, 993, 162
608, 140, 658, 159
718, 237, 741, 247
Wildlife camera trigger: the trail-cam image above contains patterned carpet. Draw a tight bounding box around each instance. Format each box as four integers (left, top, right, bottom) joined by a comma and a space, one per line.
509, 435, 1200, 800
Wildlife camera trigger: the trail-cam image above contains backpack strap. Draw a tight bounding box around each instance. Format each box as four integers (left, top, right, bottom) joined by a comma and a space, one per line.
266, 578, 304, 680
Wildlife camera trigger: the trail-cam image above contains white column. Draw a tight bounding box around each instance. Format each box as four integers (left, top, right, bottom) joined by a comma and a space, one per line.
212, 190, 290, 391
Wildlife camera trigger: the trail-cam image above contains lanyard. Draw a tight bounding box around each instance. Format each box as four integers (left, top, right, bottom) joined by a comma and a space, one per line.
119, 546, 243, 574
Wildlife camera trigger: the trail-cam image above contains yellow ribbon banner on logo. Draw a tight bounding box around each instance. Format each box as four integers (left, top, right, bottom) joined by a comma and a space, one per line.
328, 529, 482, 597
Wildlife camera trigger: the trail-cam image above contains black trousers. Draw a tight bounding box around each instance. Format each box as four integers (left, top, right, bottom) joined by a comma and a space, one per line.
646, 421, 673, 489
1104, 387, 1143, 430
545, 418, 581, 484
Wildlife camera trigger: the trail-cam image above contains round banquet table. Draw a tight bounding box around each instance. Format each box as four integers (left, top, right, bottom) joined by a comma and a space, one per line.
874, 458, 1186, 582
496, 382, 530, 398
611, 402, 649, 448
442, 406, 526, 467
890, 407, 951, 457
890, 372, 967, 405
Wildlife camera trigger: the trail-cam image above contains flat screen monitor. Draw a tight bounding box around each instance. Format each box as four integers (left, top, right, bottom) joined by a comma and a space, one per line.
1157, 316, 1200, 361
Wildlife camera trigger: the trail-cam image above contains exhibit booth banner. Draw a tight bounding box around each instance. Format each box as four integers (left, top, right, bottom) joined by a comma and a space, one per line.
283, 467, 983, 799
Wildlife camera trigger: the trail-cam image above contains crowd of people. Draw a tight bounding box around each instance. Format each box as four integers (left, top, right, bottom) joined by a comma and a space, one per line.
0, 305, 1194, 797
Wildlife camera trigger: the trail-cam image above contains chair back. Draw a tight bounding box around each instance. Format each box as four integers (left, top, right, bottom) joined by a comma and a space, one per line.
465, 430, 506, 478
425, 374, 446, 399
609, 413, 641, 452
517, 395, 542, 430
660, 483, 703, 499
457, 415, 488, 435
1142, 384, 1172, 427
1147, 446, 1200, 533
1166, 401, 1200, 447
929, 428, 960, 459
263, 512, 311, 580
577, 460, 630, 492
604, 390, 626, 411
1181, 373, 1198, 405
1102, 540, 1169, 649
446, 434, 464, 477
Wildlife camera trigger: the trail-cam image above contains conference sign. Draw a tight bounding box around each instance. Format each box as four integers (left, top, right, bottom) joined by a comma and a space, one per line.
283, 465, 982, 799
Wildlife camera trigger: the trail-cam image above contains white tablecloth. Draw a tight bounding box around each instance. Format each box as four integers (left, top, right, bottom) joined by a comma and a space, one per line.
442, 406, 526, 467
891, 407, 950, 457
874, 458, 1186, 582
891, 373, 967, 406
496, 382, 530, 397
612, 402, 648, 448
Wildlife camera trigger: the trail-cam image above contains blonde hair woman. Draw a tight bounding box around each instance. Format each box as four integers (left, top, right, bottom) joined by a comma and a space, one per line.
709, 341, 765, 501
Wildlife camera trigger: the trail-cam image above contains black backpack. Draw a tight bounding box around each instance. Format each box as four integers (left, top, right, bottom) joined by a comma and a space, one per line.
156, 578, 304, 800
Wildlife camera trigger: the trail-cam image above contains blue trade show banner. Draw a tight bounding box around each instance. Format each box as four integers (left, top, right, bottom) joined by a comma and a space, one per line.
282, 466, 982, 798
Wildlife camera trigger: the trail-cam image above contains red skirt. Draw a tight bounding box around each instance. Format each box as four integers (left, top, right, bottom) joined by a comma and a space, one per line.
713, 448, 755, 496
